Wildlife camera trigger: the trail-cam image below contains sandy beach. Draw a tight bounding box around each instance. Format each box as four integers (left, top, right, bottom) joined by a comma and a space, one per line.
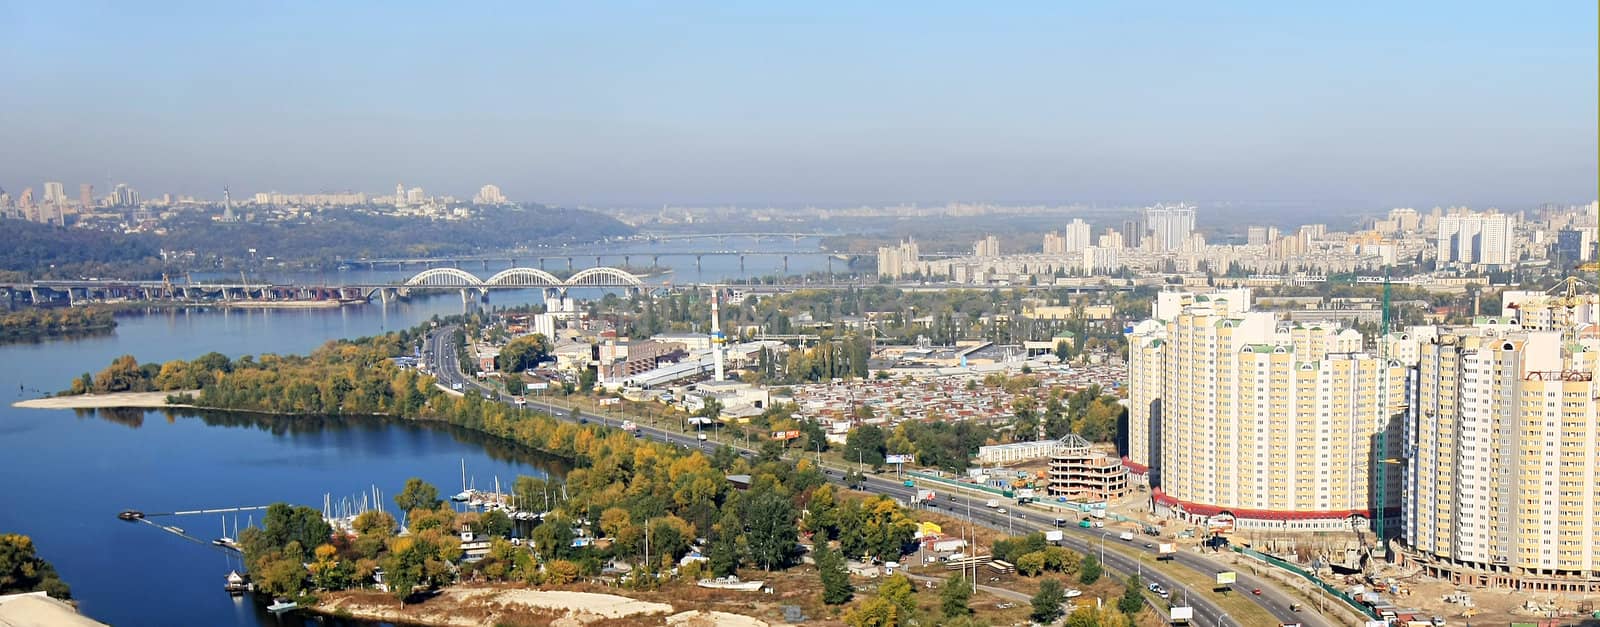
317, 587, 676, 626
11, 391, 196, 410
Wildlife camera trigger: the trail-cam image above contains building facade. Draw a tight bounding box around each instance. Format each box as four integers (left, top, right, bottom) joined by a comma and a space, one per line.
1402, 322, 1600, 591
1127, 289, 1405, 531
1047, 434, 1129, 502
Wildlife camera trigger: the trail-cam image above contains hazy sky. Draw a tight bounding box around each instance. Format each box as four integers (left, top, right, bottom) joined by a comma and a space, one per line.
1, 2, 1594, 209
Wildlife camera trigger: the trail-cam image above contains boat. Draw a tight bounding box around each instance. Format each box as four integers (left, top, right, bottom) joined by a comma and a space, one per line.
697, 576, 765, 591
224, 570, 250, 595
266, 599, 298, 613
214, 515, 240, 550
117, 510, 145, 521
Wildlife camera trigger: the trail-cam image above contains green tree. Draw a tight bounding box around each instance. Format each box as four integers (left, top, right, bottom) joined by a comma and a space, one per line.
473, 510, 513, 538
940, 574, 972, 618
0, 534, 71, 599
1078, 554, 1102, 585
1031, 577, 1067, 624
745, 490, 798, 571
257, 503, 334, 562
394, 477, 442, 513
815, 541, 853, 605
843, 424, 887, 468
1118, 574, 1145, 615
496, 334, 551, 372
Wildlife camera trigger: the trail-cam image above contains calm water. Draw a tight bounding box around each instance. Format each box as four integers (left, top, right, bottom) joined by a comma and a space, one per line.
0, 236, 827, 625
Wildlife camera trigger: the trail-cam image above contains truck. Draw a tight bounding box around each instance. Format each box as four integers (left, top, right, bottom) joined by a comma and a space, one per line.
1170, 606, 1193, 624
621, 421, 638, 434
1078, 519, 1092, 528
1054, 517, 1067, 527
1119, 531, 1134, 541
1044, 530, 1064, 543
985, 499, 1000, 508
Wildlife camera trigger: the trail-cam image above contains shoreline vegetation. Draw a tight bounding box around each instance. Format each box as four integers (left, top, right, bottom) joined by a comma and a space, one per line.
0, 307, 116, 342
50, 321, 927, 625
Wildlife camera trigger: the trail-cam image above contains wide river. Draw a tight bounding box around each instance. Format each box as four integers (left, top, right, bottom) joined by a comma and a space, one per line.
0, 237, 830, 626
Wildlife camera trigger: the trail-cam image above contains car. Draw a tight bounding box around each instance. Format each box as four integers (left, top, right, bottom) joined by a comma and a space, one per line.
949, 495, 958, 502
1144, 542, 1154, 548
995, 508, 1007, 514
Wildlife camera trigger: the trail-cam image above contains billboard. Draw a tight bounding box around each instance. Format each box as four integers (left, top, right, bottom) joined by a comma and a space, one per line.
1170, 606, 1193, 621
1215, 571, 1236, 585
886, 454, 914, 464
1158, 543, 1177, 555
771, 430, 801, 441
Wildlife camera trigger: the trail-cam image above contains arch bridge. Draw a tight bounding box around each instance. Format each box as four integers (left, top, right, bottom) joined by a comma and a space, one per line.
375, 265, 644, 304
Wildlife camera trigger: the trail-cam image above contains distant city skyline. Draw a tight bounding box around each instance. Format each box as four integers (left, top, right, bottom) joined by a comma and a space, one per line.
1, 3, 1594, 208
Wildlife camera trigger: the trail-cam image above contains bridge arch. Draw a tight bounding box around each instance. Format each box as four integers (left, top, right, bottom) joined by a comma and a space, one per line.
485, 267, 564, 288
567, 266, 641, 287
404, 267, 484, 287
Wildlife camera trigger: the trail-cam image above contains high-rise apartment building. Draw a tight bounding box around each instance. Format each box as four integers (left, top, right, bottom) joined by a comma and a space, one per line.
1402, 322, 1599, 591
973, 235, 1000, 258
876, 239, 920, 279
406, 187, 425, 205
1064, 218, 1092, 252
1145, 204, 1196, 252
1127, 289, 1404, 531
474, 184, 507, 205
394, 183, 406, 208
1042, 232, 1066, 255
1438, 211, 1516, 266
42, 181, 65, 205
79, 183, 93, 209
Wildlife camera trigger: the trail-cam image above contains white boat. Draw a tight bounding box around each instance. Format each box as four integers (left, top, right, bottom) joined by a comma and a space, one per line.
267, 599, 298, 613
697, 576, 765, 591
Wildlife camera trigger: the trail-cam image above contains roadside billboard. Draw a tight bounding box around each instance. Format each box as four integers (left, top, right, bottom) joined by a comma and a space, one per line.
886, 454, 914, 464
1170, 606, 1193, 622
1158, 543, 1176, 559
771, 430, 800, 441
1215, 571, 1236, 585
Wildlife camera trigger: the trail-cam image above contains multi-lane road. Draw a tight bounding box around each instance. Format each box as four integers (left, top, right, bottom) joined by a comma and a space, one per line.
423, 326, 1331, 627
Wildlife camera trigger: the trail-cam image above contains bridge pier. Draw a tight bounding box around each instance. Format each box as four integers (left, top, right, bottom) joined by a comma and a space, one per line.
739, 255, 745, 274
653, 255, 659, 268
595, 256, 602, 269
566, 258, 573, 271
783, 255, 789, 274
624, 255, 630, 269
482, 260, 489, 271
695, 255, 702, 273
827, 257, 833, 276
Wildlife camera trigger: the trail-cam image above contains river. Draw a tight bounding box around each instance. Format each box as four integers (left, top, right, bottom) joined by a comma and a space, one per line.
0, 237, 828, 626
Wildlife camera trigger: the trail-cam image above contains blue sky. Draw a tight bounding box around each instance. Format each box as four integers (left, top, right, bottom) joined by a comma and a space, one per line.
0, 1, 1594, 209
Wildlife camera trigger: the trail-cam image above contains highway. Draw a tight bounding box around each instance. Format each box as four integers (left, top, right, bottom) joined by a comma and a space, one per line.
423, 325, 1330, 627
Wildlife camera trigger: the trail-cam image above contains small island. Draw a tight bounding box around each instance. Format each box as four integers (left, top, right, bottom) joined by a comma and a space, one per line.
0, 307, 115, 342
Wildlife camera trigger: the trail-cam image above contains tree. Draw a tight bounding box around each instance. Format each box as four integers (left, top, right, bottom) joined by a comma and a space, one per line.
257, 503, 334, 562
1031, 577, 1067, 624
815, 541, 853, 605
1118, 574, 1145, 615
1016, 550, 1047, 576
1064, 604, 1133, 627
394, 477, 441, 513
1078, 554, 1102, 585
843, 424, 887, 468
745, 490, 798, 571
0, 534, 71, 599
877, 573, 917, 620
473, 509, 513, 538
940, 574, 972, 618
496, 334, 551, 372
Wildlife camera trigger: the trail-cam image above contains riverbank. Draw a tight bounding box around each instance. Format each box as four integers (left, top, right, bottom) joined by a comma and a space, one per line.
315, 586, 696, 626
11, 391, 195, 410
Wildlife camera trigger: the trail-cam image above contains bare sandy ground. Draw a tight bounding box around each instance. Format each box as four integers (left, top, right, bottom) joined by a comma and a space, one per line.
11, 391, 196, 410
667, 610, 771, 627
0, 592, 108, 626
319, 587, 674, 626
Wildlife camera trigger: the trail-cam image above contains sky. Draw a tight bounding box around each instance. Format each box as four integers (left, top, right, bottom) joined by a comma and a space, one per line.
1, 1, 1595, 209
